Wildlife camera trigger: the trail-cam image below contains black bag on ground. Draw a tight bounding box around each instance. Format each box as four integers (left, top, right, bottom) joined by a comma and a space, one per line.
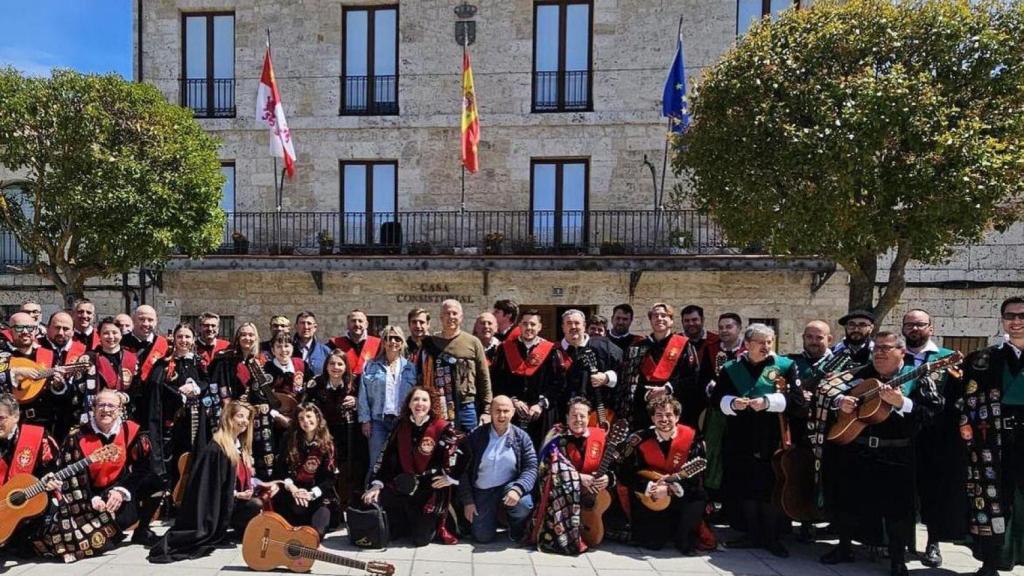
346, 502, 389, 549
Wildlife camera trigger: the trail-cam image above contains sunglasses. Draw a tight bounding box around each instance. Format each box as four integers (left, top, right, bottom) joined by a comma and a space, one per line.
11, 324, 35, 333
386, 336, 404, 343
1003, 312, 1024, 321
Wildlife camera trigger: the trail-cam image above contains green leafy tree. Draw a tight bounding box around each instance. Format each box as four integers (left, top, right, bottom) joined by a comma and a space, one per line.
0, 69, 225, 304
674, 0, 1024, 321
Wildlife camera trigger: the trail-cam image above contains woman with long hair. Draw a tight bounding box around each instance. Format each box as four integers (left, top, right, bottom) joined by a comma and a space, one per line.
149, 400, 274, 562
361, 386, 465, 546
272, 403, 340, 537
210, 322, 286, 480
71, 316, 138, 425
358, 325, 417, 472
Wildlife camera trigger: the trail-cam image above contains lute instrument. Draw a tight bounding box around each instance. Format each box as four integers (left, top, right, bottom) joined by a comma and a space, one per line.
172, 396, 201, 506
634, 457, 707, 512
827, 352, 962, 445
242, 511, 394, 574
10, 356, 91, 404
577, 347, 615, 430
0, 443, 122, 545
579, 419, 630, 546
768, 372, 820, 522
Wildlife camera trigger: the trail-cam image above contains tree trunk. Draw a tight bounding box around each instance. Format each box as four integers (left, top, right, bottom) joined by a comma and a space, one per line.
872, 240, 913, 326
847, 254, 877, 313
844, 243, 913, 325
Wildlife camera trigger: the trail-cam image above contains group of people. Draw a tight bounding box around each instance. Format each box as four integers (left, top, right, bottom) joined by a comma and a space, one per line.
1, 295, 1023, 576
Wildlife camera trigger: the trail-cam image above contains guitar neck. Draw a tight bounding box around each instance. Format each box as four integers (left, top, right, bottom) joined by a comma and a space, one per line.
24, 455, 94, 499
297, 545, 366, 571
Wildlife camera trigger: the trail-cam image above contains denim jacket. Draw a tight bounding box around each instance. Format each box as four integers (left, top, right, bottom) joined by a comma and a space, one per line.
357, 357, 417, 423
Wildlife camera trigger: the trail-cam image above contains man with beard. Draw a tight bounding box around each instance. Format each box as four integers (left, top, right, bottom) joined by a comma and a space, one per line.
607, 304, 644, 352
587, 314, 608, 338
292, 311, 330, 377
72, 298, 100, 351
122, 305, 169, 425
556, 309, 622, 428
418, 300, 492, 431
407, 308, 431, 360
260, 315, 291, 359
627, 303, 700, 429
36, 311, 88, 438
329, 310, 381, 389
195, 312, 229, 370
491, 310, 560, 445
681, 305, 721, 392
821, 332, 941, 576
4, 312, 73, 436
473, 312, 501, 366
834, 310, 875, 365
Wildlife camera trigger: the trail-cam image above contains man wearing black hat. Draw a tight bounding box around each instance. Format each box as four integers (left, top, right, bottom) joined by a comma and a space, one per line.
834, 310, 876, 365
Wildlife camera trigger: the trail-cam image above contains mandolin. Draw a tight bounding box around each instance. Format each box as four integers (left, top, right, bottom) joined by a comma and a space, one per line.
828, 352, 962, 445
579, 419, 630, 546
634, 457, 707, 512
0, 443, 122, 546
10, 356, 91, 404
242, 511, 394, 575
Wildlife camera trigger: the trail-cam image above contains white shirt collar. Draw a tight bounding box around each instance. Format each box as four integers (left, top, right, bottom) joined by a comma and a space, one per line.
346, 331, 366, 344
654, 425, 678, 442
1001, 336, 1023, 359
519, 335, 541, 348
720, 339, 743, 353
907, 339, 940, 357
560, 334, 591, 350
608, 329, 631, 339
273, 357, 295, 373
89, 414, 123, 440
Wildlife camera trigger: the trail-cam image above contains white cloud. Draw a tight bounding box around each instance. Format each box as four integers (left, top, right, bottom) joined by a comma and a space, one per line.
0, 46, 59, 77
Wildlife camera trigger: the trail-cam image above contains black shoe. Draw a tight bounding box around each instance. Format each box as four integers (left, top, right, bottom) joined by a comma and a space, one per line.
890, 562, 909, 576
726, 537, 758, 549
921, 542, 942, 568
765, 541, 789, 558
820, 545, 855, 565
131, 527, 159, 548
975, 563, 1000, 576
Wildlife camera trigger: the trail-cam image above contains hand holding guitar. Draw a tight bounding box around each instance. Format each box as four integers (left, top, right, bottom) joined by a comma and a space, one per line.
837, 395, 858, 414
589, 371, 610, 387
878, 385, 905, 410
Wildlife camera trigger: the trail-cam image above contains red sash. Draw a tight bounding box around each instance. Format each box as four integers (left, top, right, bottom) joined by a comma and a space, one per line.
565, 428, 606, 475
95, 351, 138, 390
639, 334, 689, 383
198, 338, 230, 367
33, 346, 55, 369
236, 360, 253, 387
694, 332, 721, 367
0, 424, 45, 482
136, 336, 169, 382
397, 418, 448, 474
66, 341, 87, 364
636, 424, 695, 475
503, 339, 555, 377
80, 421, 139, 489
330, 336, 381, 376
237, 458, 253, 491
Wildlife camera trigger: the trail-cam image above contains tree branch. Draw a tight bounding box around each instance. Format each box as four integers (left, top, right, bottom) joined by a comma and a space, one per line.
873, 239, 913, 324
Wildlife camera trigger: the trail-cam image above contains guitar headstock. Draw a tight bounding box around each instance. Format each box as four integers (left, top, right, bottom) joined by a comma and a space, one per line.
680, 457, 707, 478
366, 560, 396, 576
926, 351, 964, 376
607, 419, 630, 447
89, 443, 124, 464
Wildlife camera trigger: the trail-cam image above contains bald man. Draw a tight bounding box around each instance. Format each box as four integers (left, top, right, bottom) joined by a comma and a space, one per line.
3, 312, 74, 436
121, 305, 169, 425
37, 311, 88, 438
458, 395, 537, 543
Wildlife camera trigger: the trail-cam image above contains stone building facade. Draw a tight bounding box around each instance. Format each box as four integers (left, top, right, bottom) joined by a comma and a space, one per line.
1, 0, 1020, 353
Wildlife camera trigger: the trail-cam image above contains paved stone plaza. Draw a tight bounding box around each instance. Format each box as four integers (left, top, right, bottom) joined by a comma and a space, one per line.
3, 525, 1022, 576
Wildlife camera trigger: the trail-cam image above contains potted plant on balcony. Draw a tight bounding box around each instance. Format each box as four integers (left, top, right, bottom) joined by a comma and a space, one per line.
231, 230, 249, 255
317, 230, 335, 255
484, 232, 504, 255
513, 234, 537, 255
669, 229, 695, 255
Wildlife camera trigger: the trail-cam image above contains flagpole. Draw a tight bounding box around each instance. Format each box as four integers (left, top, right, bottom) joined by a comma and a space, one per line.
656, 16, 683, 249
267, 28, 283, 253
460, 36, 467, 216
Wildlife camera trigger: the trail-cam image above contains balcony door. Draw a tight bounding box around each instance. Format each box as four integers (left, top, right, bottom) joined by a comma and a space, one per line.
181, 12, 235, 117
341, 161, 397, 245
531, 159, 588, 248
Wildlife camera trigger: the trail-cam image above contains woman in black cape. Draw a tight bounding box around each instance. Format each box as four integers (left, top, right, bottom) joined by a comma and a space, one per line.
148, 399, 272, 562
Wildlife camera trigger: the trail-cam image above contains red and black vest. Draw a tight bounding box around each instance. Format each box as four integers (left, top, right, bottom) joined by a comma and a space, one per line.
79, 421, 140, 490
564, 427, 606, 475
397, 417, 448, 474
639, 334, 690, 383
0, 424, 46, 483
502, 338, 556, 377
329, 336, 381, 376
636, 424, 695, 475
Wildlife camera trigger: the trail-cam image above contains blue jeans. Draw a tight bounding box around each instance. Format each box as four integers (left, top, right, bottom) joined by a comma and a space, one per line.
470, 484, 534, 543
456, 401, 478, 433
367, 416, 398, 472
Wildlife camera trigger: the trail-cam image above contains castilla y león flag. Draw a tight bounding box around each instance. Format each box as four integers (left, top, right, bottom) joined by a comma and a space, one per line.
256, 45, 296, 178
461, 50, 480, 173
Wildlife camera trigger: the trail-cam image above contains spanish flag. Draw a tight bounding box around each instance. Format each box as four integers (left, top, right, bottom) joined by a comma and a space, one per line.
461, 50, 480, 173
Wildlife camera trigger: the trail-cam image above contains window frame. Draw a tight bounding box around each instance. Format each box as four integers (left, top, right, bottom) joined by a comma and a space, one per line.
180, 11, 236, 118
736, 0, 801, 36
219, 161, 236, 214
529, 158, 590, 247
340, 5, 400, 116
531, 0, 594, 113
339, 160, 399, 246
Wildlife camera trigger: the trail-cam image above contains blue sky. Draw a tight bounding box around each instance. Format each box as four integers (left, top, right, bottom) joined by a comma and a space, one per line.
1, 1, 132, 78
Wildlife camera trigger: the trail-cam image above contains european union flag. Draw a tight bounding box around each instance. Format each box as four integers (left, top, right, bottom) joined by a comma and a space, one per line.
662, 32, 690, 134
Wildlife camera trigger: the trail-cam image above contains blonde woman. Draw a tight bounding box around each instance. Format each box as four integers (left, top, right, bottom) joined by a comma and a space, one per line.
149, 400, 275, 562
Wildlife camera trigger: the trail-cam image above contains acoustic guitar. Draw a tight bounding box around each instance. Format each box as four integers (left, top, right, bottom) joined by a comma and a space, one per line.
577, 348, 615, 431
242, 511, 394, 575
10, 356, 91, 404
0, 443, 122, 546
634, 457, 707, 512
827, 352, 962, 445
580, 419, 630, 546
172, 398, 201, 506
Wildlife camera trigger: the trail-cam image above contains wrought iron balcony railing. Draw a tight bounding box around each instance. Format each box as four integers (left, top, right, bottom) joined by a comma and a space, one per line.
181, 78, 236, 118
217, 210, 732, 256
533, 70, 591, 112
340, 75, 399, 115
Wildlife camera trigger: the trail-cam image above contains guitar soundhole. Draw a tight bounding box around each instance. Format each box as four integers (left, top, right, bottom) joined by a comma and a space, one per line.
9, 491, 27, 506
286, 542, 302, 558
